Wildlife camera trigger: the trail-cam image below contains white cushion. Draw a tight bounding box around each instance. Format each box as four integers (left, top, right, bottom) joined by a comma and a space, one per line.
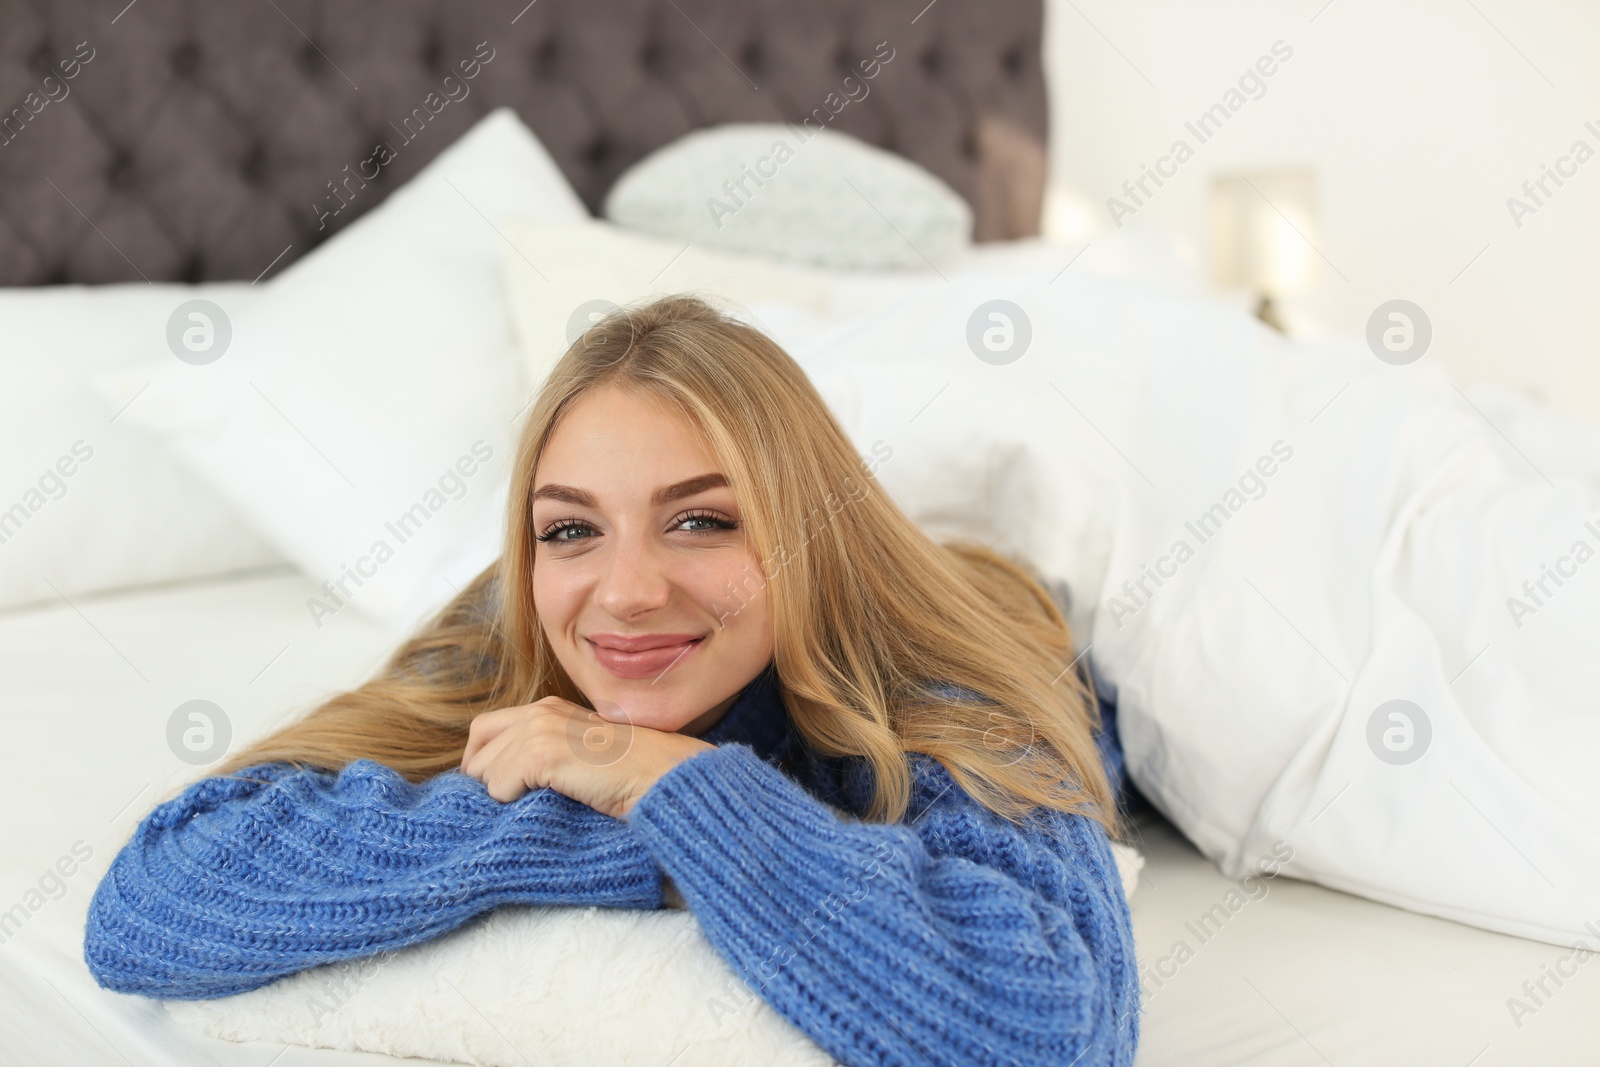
497, 217, 834, 390
165, 844, 1140, 1065
603, 124, 972, 270
95, 109, 588, 632
0, 285, 282, 612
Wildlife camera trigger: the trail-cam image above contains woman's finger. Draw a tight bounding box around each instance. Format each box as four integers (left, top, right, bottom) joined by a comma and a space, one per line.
482, 741, 532, 803
460, 706, 519, 771
483, 729, 556, 804
462, 719, 520, 781
461, 700, 565, 771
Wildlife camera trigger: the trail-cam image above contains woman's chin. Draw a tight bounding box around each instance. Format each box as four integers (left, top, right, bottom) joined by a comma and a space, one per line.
588, 693, 695, 733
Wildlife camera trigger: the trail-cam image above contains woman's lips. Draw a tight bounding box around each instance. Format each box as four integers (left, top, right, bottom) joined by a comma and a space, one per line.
586, 635, 704, 679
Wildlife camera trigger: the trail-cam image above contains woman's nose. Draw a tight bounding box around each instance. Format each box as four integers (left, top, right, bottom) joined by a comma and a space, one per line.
593, 535, 673, 620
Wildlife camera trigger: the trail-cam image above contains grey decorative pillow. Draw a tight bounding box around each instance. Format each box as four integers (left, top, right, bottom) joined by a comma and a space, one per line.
603, 123, 973, 270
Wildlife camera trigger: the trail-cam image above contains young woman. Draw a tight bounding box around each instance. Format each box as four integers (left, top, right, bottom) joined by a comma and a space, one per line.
84, 296, 1140, 1064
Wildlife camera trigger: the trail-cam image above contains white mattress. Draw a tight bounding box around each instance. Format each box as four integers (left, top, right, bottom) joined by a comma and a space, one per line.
1, 571, 1594, 1065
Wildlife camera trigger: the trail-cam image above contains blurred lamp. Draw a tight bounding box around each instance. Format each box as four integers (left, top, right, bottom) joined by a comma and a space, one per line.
1041, 183, 1098, 244
1211, 170, 1319, 332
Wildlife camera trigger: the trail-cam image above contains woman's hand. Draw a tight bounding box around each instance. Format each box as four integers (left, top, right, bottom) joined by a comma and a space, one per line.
459, 696, 716, 819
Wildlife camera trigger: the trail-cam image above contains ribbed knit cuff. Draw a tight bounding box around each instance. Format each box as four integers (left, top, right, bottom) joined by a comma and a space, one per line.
84, 760, 672, 1000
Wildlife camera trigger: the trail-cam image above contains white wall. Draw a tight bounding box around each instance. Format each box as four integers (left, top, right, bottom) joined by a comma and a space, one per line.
1042, 0, 1600, 419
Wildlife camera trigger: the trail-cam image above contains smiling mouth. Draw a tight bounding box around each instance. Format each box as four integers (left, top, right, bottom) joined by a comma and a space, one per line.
586, 635, 705, 680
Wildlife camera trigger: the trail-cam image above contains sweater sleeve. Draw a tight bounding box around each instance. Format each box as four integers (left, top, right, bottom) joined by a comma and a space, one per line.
625, 743, 1141, 1067
84, 758, 663, 1000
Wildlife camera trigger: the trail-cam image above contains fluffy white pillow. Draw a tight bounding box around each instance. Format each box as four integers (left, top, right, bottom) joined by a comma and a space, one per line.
0, 285, 281, 612
165, 845, 1142, 1066
603, 124, 972, 270
96, 109, 588, 632
498, 217, 833, 389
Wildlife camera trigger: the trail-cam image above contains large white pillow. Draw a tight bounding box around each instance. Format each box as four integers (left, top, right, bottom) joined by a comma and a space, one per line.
0, 285, 282, 612
498, 217, 832, 390
497, 217, 1208, 428
96, 109, 588, 632
164, 846, 1142, 1065
603, 124, 972, 270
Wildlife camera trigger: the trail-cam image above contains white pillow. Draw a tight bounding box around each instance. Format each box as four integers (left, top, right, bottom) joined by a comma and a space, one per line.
0, 285, 281, 612
95, 109, 589, 632
603, 124, 972, 270
165, 845, 1142, 1065
498, 217, 832, 389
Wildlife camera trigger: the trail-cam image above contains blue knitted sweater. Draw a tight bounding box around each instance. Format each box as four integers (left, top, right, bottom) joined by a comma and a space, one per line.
85, 664, 1140, 1065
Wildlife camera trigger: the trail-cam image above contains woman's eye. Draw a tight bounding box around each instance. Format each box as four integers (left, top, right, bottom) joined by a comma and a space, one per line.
537, 512, 736, 542
675, 510, 738, 534
536, 520, 594, 543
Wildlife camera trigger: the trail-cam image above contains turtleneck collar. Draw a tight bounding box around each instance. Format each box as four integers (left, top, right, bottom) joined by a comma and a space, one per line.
696, 660, 790, 763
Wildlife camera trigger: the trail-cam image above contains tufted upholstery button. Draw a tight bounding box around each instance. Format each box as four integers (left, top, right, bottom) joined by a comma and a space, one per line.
421, 36, 444, 72
0, 3, 1048, 285
960, 128, 979, 159
170, 41, 201, 78
28, 40, 55, 79
532, 38, 559, 77
583, 135, 612, 167
239, 142, 269, 186
106, 151, 136, 190
639, 40, 665, 74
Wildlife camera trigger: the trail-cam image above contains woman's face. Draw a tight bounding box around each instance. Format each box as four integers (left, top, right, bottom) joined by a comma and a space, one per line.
530, 383, 773, 735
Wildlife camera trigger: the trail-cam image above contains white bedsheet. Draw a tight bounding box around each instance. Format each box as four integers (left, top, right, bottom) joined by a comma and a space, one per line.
0, 567, 430, 1067
2, 571, 1594, 1065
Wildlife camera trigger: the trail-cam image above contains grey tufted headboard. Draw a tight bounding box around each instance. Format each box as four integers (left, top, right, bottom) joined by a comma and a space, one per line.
0, 0, 1047, 286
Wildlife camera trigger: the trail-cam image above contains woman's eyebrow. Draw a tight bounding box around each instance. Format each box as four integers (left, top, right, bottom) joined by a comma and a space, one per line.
652, 472, 728, 506
531, 484, 595, 507
530, 473, 728, 509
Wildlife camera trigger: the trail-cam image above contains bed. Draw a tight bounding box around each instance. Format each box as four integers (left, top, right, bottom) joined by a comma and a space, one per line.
4, 2, 1598, 1065
4, 571, 1595, 1065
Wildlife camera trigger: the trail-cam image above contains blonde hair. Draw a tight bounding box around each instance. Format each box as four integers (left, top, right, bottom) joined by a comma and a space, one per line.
210, 296, 1118, 833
